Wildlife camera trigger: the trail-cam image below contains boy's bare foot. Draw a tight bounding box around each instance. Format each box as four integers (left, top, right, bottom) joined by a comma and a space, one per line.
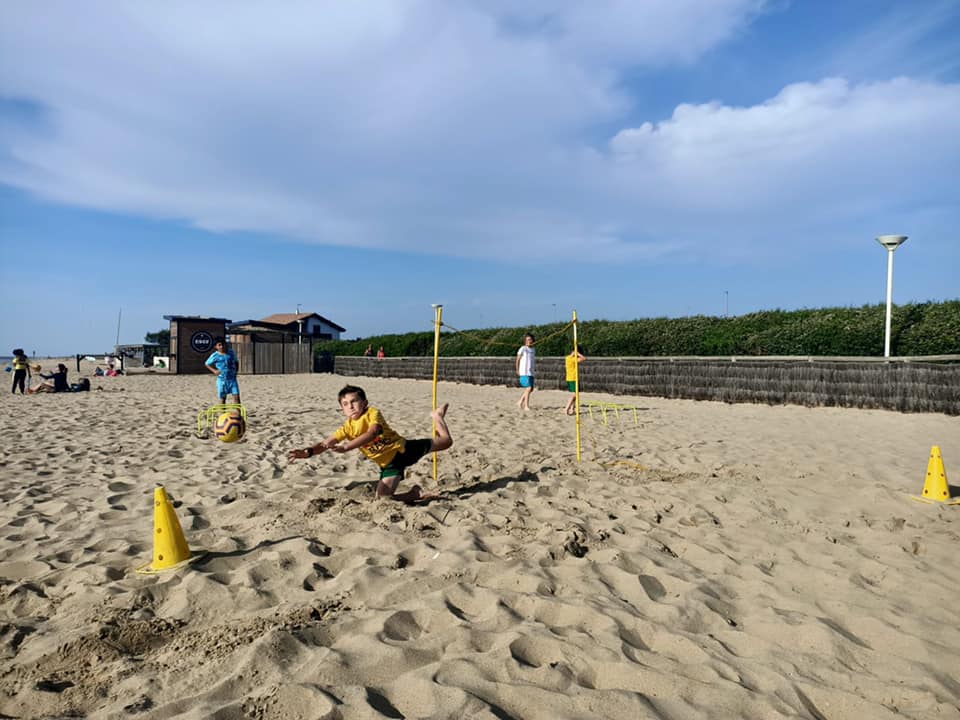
405, 484, 443, 505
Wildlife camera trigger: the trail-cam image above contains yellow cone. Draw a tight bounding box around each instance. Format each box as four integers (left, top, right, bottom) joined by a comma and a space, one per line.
136, 486, 193, 573
912, 446, 960, 505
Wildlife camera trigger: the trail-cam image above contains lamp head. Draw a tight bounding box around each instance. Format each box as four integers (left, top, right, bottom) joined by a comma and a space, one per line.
876, 235, 907, 251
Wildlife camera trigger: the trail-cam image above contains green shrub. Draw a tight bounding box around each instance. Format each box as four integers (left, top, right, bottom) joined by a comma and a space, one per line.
317, 300, 959, 358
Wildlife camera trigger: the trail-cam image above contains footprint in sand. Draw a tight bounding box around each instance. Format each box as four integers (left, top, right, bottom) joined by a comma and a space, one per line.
302, 563, 333, 591
638, 574, 667, 601
380, 610, 426, 642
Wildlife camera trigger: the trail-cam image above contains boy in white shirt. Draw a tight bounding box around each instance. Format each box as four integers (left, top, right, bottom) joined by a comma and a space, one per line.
516, 333, 536, 411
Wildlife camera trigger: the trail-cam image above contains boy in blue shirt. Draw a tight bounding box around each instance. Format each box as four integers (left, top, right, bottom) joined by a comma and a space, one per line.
205, 339, 241, 404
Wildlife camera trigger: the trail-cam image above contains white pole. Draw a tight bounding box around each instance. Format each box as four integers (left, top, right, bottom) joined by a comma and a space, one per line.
883, 249, 894, 358
875, 235, 907, 358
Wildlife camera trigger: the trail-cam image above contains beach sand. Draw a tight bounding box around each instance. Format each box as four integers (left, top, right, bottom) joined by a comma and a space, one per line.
1, 367, 958, 719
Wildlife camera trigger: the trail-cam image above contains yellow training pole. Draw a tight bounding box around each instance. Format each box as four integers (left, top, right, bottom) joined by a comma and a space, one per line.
431, 304, 443, 481
573, 309, 582, 463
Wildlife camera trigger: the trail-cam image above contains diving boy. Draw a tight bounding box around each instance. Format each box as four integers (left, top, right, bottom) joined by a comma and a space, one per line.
288, 385, 453, 503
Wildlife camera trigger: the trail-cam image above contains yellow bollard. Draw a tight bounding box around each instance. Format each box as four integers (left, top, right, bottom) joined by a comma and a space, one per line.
137, 486, 194, 573
912, 446, 959, 505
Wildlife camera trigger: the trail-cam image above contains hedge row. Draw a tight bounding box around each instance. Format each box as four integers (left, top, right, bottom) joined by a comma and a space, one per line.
318, 300, 960, 359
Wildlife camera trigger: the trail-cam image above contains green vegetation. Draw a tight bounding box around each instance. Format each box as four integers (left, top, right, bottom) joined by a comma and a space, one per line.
317, 300, 960, 358
144, 329, 170, 347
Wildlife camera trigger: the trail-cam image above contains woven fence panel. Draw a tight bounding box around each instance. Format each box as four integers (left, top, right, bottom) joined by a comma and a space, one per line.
331, 357, 959, 415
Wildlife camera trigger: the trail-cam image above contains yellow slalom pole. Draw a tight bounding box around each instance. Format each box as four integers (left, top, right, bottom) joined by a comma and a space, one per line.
431, 304, 443, 481
573, 309, 582, 463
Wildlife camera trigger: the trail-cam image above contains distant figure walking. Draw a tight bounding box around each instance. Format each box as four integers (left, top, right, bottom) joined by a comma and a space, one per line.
205, 339, 241, 404
364, 344, 374, 358
377, 346, 386, 359
516, 333, 536, 410
11, 349, 30, 394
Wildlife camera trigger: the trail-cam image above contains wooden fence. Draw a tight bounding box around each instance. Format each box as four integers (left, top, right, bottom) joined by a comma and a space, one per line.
235, 343, 312, 374
330, 356, 960, 415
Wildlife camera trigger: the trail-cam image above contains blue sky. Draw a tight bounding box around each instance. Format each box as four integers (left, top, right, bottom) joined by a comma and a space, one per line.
1, 0, 957, 356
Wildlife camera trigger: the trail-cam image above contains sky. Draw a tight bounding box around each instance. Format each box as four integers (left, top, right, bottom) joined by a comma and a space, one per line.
1, 0, 958, 356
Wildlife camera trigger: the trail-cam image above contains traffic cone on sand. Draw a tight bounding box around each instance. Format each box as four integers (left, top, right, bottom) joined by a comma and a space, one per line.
136, 486, 194, 573
912, 446, 960, 505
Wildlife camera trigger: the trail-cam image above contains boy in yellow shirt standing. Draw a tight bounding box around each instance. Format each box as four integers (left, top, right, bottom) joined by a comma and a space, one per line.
288, 385, 453, 503
564, 348, 586, 415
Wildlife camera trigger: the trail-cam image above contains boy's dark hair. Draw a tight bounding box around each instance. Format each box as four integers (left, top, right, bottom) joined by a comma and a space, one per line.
524, 333, 535, 341
12, 348, 24, 356
338, 385, 367, 402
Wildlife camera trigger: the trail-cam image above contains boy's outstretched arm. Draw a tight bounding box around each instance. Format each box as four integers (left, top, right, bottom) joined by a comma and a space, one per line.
288, 434, 337, 461
330, 424, 382, 453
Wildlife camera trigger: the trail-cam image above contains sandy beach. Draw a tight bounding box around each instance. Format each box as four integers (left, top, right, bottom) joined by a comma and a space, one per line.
1, 366, 958, 719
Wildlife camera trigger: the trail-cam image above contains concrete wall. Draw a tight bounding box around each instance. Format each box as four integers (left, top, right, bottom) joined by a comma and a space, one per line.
331, 356, 960, 415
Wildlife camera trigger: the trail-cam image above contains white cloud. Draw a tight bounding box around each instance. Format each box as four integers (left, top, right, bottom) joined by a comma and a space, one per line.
0, 1, 957, 264
608, 77, 960, 219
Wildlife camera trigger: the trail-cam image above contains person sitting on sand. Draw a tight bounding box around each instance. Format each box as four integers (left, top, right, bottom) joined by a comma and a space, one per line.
29, 363, 69, 394
288, 384, 452, 503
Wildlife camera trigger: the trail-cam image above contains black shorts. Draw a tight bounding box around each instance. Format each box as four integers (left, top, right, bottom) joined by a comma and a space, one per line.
380, 439, 432, 480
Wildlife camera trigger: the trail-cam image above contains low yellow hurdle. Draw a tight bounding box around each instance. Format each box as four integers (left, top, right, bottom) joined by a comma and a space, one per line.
586, 401, 639, 426
196, 403, 248, 438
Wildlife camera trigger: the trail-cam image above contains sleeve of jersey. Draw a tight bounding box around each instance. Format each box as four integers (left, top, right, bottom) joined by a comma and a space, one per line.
333, 423, 348, 441
366, 408, 385, 427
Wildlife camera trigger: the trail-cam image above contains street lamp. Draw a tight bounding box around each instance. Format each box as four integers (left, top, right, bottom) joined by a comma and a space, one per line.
875, 235, 907, 358
724, 290, 729, 318
296, 303, 303, 345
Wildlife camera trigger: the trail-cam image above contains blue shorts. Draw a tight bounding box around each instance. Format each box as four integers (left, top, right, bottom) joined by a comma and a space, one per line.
218, 377, 240, 398
519, 375, 534, 388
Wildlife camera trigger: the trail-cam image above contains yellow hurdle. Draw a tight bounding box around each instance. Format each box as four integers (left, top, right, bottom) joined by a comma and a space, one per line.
586, 401, 639, 426
196, 403, 247, 438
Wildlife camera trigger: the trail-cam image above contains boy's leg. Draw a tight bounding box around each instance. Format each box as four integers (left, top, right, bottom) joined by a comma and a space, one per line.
430, 403, 453, 452
520, 386, 533, 410
376, 473, 401, 498
377, 471, 435, 503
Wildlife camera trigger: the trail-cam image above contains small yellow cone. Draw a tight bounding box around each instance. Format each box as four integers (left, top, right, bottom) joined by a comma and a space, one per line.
137, 486, 193, 573
912, 446, 960, 505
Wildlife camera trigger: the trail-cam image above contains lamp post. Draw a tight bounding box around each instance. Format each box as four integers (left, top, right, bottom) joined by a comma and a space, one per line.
724, 291, 728, 319
875, 235, 907, 358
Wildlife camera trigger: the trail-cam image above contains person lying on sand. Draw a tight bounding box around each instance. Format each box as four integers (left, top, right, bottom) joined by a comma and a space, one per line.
288, 384, 452, 503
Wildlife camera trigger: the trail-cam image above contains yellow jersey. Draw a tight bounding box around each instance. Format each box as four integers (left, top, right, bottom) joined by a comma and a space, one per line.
12, 356, 28, 371
565, 353, 581, 382
333, 406, 406, 467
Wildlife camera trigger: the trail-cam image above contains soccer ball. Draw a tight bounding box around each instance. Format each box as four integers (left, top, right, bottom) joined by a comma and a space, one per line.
214, 411, 245, 443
